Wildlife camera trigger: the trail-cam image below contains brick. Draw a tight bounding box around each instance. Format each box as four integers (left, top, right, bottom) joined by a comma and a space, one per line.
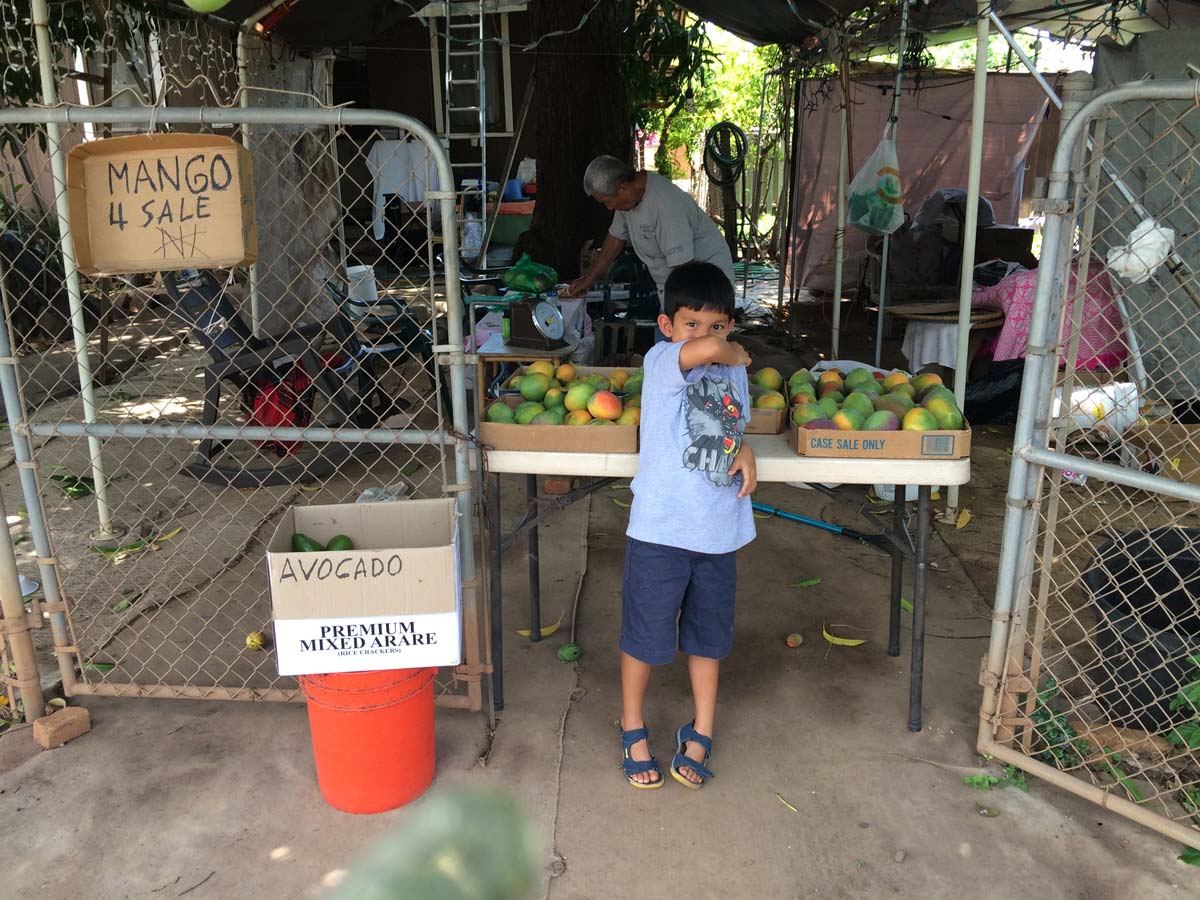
542, 476, 573, 496
32, 706, 91, 750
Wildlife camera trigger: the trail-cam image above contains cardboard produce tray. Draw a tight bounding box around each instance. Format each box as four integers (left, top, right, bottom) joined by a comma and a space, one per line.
790, 424, 972, 459
480, 396, 638, 453
745, 407, 786, 435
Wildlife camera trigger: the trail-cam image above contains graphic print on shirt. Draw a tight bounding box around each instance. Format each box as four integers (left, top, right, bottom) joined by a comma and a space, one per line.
683, 376, 743, 487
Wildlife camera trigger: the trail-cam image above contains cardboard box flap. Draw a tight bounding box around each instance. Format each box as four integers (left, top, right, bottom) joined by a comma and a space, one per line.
269, 499, 457, 552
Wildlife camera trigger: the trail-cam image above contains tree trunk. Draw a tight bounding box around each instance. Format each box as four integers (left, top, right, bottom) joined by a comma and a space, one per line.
522, 0, 632, 280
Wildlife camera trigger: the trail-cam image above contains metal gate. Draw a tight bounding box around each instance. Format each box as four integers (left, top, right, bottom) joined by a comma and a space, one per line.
0, 105, 486, 711
979, 80, 1200, 850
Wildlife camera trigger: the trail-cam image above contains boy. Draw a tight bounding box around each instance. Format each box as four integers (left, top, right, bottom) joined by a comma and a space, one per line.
618, 260, 756, 790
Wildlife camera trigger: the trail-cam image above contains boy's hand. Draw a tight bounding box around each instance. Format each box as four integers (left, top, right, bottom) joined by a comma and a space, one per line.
728, 341, 752, 369
730, 442, 757, 498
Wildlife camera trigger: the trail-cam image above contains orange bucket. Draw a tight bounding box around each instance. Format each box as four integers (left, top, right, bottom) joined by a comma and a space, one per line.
299, 667, 437, 814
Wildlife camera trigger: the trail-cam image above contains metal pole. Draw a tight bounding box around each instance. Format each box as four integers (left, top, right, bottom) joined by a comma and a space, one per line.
30, 0, 115, 538
945, 2, 989, 520
0, 486, 43, 720
238, 0, 290, 338
887, 485, 905, 657
777, 73, 800, 315
831, 53, 850, 358
873, 0, 911, 368
907, 484, 931, 732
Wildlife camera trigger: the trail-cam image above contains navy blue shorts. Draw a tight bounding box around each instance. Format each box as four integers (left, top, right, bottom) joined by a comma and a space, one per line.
620, 537, 736, 665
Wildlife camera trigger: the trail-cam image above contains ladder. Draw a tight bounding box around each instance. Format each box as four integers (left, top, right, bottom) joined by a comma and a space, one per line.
442, 0, 488, 259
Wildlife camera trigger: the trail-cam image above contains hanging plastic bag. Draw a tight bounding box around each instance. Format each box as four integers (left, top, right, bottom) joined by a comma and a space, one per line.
847, 136, 905, 236
503, 253, 559, 294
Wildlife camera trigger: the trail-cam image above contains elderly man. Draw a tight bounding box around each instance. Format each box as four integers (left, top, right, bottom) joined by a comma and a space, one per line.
566, 156, 735, 337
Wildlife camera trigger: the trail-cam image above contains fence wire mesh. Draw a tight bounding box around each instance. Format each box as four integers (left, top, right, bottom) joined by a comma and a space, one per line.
0, 104, 482, 709
984, 83, 1200, 846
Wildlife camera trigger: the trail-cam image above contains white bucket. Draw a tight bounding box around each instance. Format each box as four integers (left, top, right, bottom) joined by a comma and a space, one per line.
1053, 382, 1139, 441
346, 265, 379, 306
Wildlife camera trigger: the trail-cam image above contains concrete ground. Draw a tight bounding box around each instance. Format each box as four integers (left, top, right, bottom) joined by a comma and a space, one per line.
2, 474, 1197, 900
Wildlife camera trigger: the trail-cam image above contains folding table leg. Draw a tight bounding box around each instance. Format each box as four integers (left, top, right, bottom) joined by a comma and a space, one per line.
888, 485, 906, 657
488, 474, 504, 712
526, 474, 542, 642
907, 485, 932, 732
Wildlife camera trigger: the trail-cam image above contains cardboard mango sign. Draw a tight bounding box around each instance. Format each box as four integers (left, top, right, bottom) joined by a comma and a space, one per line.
67, 133, 257, 275
266, 499, 462, 676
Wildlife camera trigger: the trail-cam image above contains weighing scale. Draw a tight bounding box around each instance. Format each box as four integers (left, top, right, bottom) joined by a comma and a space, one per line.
505, 297, 569, 351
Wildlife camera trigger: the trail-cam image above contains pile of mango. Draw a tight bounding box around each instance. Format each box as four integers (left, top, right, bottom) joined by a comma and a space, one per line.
486, 361, 643, 427
750, 366, 965, 432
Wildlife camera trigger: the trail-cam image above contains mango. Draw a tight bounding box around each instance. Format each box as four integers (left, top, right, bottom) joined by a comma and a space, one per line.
921, 386, 957, 406
883, 371, 911, 392
609, 369, 629, 390
623, 395, 641, 409
856, 381, 882, 398
752, 367, 784, 392
755, 391, 787, 410
911, 372, 943, 396
800, 418, 838, 430
565, 409, 592, 426
924, 397, 965, 430
519, 373, 550, 402
817, 396, 839, 418
587, 390, 623, 420
844, 367, 875, 388
749, 383, 765, 398
528, 360, 555, 379
874, 394, 913, 418
862, 410, 900, 431
902, 408, 938, 431
507, 374, 523, 390
792, 405, 824, 427
485, 402, 516, 423
788, 369, 814, 389
623, 374, 643, 395
555, 363, 577, 384
530, 411, 562, 426
584, 374, 611, 392
889, 383, 917, 401
832, 408, 866, 431
842, 391, 875, 419
791, 392, 815, 406
817, 370, 844, 390
791, 382, 817, 400
564, 382, 597, 411
514, 402, 545, 425
586, 419, 615, 426
616, 408, 641, 426
543, 387, 566, 409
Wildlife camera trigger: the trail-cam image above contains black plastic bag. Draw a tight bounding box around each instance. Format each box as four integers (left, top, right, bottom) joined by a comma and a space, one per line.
964, 359, 1024, 425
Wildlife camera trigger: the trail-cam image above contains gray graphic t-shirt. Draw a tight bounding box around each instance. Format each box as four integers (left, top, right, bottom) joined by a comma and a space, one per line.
627, 341, 756, 555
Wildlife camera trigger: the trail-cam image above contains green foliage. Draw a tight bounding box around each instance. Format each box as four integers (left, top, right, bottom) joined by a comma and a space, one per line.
1179, 847, 1200, 866
962, 765, 1028, 793
962, 772, 999, 791
1030, 675, 1085, 769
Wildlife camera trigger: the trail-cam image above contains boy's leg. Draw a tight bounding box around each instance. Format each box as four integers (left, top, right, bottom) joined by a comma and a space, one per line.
679, 655, 719, 783
620, 652, 656, 785
676, 549, 736, 784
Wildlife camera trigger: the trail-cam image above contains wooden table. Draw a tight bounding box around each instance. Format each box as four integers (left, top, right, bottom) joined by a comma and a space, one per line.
482, 433, 970, 731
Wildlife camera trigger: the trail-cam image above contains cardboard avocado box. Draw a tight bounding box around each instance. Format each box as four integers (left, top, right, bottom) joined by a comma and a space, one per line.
266, 499, 461, 676
480, 395, 638, 453
67, 133, 257, 275
745, 407, 786, 435
790, 423, 972, 459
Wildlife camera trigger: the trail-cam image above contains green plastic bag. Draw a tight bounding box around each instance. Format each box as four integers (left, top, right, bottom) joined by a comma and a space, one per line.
503, 253, 558, 294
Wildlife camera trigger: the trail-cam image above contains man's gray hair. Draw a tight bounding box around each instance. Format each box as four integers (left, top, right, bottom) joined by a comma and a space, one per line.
583, 155, 636, 197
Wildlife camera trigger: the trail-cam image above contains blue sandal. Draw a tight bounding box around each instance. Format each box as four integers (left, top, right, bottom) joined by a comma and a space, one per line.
619, 725, 664, 790
670, 722, 713, 790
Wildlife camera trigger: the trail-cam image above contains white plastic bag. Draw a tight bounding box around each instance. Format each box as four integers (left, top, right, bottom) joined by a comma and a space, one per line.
847, 137, 904, 236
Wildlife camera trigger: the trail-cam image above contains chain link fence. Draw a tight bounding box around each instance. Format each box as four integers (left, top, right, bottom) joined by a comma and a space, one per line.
0, 103, 484, 711
979, 79, 1200, 850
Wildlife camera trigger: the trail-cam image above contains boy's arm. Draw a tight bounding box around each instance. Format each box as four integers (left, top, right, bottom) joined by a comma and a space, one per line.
729, 442, 757, 499
677, 337, 751, 373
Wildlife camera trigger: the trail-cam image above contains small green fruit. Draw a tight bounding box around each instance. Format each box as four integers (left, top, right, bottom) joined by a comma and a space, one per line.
557, 643, 581, 662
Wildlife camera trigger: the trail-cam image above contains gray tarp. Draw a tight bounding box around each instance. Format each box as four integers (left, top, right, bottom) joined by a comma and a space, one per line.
1093, 32, 1200, 401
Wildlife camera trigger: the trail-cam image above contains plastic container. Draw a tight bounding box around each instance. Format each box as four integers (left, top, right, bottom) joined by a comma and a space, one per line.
1085, 527, 1200, 730
300, 667, 437, 813
1053, 382, 1139, 441
346, 265, 379, 306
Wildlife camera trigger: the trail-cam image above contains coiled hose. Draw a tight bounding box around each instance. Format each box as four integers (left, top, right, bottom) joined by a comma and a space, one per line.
703, 121, 747, 187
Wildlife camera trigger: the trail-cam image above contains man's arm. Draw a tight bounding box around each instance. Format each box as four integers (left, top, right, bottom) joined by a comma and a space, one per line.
565, 234, 626, 297
677, 336, 751, 373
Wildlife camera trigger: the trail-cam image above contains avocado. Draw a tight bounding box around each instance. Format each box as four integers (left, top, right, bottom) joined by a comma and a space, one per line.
291, 533, 325, 553
325, 534, 355, 552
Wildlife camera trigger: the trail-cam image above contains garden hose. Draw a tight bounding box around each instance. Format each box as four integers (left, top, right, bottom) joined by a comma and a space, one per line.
704, 121, 747, 187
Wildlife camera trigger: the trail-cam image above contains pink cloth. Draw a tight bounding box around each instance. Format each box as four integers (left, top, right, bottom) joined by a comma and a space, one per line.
971, 264, 1126, 369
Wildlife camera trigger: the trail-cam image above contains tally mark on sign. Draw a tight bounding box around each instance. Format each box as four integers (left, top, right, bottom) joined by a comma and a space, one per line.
276, 553, 404, 583
155, 225, 206, 259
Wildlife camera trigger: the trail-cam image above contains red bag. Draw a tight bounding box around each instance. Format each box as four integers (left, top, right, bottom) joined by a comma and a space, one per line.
248, 365, 313, 457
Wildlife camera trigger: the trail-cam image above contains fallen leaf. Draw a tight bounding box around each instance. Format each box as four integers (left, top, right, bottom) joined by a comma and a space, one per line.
517, 609, 564, 638
83, 660, 116, 672
1180, 847, 1200, 866
956, 509, 972, 529
791, 577, 821, 589
45, 698, 66, 712
822, 624, 866, 647
975, 801, 1000, 817
900, 597, 914, 614
775, 792, 798, 813
612, 498, 631, 509
299, 484, 321, 492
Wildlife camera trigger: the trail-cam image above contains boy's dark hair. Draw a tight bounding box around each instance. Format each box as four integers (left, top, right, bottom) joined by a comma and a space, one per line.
664, 261, 735, 319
